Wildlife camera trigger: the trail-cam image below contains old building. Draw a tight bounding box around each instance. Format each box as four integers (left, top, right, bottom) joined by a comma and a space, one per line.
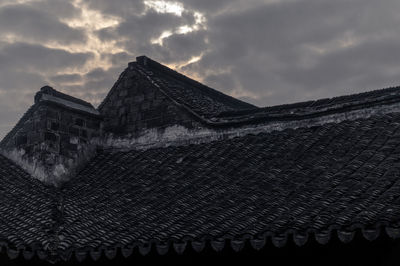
0, 56, 400, 265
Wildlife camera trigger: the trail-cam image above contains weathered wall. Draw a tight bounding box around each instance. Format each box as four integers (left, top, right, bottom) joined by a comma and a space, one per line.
99, 63, 201, 137
1, 101, 102, 186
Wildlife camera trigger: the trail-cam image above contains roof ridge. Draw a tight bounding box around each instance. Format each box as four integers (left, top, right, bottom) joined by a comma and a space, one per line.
100, 66, 400, 130
218, 85, 400, 118
135, 55, 257, 112
36, 86, 95, 109
100, 101, 400, 151
134, 56, 400, 127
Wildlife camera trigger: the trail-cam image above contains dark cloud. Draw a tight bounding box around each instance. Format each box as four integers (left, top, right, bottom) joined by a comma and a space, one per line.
0, 42, 93, 73
102, 52, 134, 66
85, 68, 108, 80
94, 4, 202, 64
83, 66, 125, 92
84, 0, 145, 17
57, 66, 126, 107
50, 73, 83, 84
0, 42, 94, 138
183, 0, 400, 105
0, 69, 44, 91
97, 10, 194, 44
29, 0, 82, 19
147, 30, 207, 63
0, 4, 86, 44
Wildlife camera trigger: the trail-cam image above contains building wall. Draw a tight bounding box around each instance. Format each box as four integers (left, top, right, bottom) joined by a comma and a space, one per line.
99, 65, 200, 136
1, 101, 102, 185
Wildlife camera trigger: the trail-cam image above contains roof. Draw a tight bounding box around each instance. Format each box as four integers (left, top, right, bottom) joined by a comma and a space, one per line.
35, 85, 95, 109
123, 56, 400, 129
214, 85, 400, 125
0, 86, 100, 149
1, 108, 400, 261
0, 154, 57, 260
98, 56, 256, 120
1, 56, 400, 262
62, 112, 400, 256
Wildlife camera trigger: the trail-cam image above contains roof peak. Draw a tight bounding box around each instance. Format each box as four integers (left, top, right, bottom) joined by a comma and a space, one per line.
132, 55, 256, 113
35, 85, 95, 109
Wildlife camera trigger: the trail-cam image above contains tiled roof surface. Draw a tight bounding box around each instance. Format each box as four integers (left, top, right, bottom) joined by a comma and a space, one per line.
0, 154, 58, 261
56, 112, 400, 260
1, 58, 400, 262
2, 111, 398, 261
216, 86, 400, 124
135, 56, 256, 118
134, 56, 400, 128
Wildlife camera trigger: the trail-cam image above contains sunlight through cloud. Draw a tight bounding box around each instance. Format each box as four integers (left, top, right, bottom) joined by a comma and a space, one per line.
143, 0, 184, 16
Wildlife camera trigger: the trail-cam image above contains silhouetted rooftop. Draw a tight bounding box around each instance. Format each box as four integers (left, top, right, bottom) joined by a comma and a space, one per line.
1, 56, 400, 263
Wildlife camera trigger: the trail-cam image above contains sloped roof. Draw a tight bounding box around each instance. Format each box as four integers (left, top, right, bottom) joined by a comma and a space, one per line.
1, 57, 400, 262
1, 109, 400, 261
215, 85, 400, 124
135, 56, 256, 116
0, 154, 58, 260
60, 111, 400, 259
35, 85, 95, 109
98, 56, 256, 121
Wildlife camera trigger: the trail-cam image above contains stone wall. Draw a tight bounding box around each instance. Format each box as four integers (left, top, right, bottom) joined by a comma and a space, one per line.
0, 91, 102, 186
99, 63, 200, 136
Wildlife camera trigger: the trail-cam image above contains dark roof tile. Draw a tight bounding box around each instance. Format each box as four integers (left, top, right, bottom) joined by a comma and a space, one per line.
135, 56, 257, 118
47, 111, 400, 259
0, 154, 57, 260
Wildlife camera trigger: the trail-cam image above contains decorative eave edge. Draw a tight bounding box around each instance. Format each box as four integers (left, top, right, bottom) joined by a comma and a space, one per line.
99, 100, 400, 151
1, 221, 399, 263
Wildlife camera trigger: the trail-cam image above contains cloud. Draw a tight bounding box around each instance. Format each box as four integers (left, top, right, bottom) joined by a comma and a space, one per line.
49, 73, 83, 84
0, 42, 93, 74
94, 1, 204, 64
183, 0, 400, 105
0, 42, 94, 138
29, 0, 82, 19
0, 3, 86, 45
84, 0, 145, 17
102, 52, 134, 66
145, 30, 207, 63
50, 65, 127, 107
2, 0, 400, 138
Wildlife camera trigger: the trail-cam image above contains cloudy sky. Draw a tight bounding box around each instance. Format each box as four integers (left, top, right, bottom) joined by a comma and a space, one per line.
1, 0, 400, 139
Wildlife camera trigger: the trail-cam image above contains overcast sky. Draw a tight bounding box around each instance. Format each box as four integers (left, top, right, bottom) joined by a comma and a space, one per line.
1, 0, 400, 139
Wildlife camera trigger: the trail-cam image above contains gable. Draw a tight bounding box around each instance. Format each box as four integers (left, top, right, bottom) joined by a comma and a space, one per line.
99, 62, 199, 136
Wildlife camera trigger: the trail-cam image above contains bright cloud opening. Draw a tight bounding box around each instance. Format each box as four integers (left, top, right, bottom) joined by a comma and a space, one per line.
143, 0, 184, 16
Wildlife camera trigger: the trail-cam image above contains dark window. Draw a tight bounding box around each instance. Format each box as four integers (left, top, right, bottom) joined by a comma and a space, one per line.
51, 122, 60, 131
75, 118, 85, 127
69, 126, 80, 136
80, 129, 87, 138
87, 121, 100, 130
44, 132, 58, 142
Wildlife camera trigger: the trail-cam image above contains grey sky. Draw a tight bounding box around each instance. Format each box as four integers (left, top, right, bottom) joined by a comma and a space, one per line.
0, 0, 400, 139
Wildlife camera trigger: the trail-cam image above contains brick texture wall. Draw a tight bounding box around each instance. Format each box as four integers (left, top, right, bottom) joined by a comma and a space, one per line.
3, 103, 101, 156
99, 64, 200, 136
0, 94, 102, 185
